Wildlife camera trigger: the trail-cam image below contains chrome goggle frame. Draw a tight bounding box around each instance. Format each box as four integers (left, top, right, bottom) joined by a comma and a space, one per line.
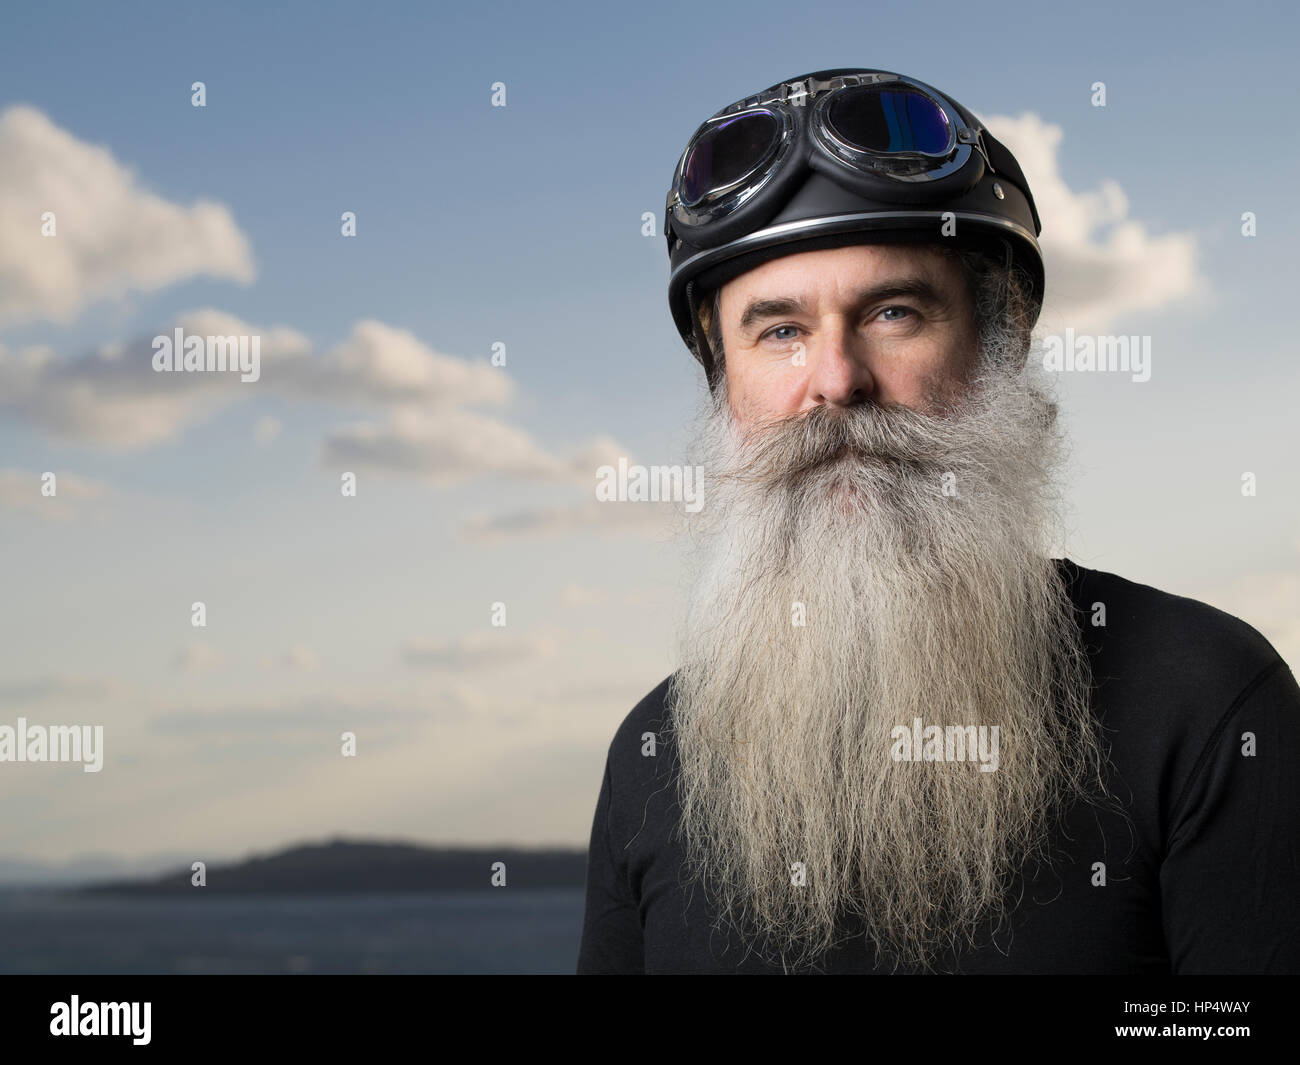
667, 72, 993, 232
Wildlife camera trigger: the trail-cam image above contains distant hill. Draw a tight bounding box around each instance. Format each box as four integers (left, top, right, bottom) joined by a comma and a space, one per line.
0, 851, 199, 887
79, 838, 588, 895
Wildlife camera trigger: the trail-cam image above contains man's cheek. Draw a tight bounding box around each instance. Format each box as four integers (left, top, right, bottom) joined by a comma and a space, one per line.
728, 385, 763, 430
920, 371, 966, 415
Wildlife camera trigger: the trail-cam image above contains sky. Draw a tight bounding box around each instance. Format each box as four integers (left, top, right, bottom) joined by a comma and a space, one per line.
0, 0, 1296, 869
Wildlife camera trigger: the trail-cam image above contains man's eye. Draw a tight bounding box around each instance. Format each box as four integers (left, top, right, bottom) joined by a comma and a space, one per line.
761, 324, 801, 342
879, 306, 912, 321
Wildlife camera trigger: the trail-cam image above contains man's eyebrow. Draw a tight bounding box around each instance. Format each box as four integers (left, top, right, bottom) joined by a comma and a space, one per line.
736, 277, 946, 335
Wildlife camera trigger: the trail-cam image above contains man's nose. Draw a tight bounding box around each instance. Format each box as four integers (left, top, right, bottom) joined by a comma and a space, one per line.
803, 320, 876, 408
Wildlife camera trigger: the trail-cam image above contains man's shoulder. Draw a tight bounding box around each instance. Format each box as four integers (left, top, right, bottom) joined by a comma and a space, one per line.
605, 674, 676, 772
598, 676, 679, 836
1065, 557, 1287, 701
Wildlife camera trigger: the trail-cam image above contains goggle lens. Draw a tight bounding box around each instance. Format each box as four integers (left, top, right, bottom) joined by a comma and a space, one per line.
824, 84, 951, 155
679, 109, 782, 207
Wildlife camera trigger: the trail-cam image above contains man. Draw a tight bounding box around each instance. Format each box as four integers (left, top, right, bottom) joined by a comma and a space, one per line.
577, 68, 1300, 974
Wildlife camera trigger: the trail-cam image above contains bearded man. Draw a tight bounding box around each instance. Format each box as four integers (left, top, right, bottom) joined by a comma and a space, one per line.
577, 68, 1300, 974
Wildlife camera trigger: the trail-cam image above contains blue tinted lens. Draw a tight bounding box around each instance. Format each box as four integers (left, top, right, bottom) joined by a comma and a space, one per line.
826, 85, 951, 155
680, 110, 781, 206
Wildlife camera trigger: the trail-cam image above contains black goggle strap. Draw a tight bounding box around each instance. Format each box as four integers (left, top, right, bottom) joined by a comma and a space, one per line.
980, 129, 1041, 234
685, 277, 722, 391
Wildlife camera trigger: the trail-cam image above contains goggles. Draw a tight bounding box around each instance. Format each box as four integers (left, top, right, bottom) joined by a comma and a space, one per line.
667, 72, 994, 248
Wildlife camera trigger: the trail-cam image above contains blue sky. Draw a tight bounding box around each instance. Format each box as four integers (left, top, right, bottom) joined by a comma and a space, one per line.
0, 0, 1296, 868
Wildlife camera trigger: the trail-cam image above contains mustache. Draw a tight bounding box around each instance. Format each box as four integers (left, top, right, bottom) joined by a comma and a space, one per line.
721, 400, 962, 487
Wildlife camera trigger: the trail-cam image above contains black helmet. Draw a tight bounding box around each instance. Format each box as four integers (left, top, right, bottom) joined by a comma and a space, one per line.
664, 68, 1043, 386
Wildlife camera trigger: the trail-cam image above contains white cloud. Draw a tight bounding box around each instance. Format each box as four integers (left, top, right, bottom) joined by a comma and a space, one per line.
281, 319, 513, 408
173, 643, 221, 673
253, 416, 282, 445
984, 111, 1203, 331
0, 313, 621, 484
0, 675, 117, 705
0, 106, 654, 488
566, 435, 631, 478
400, 631, 554, 670
0, 467, 107, 514
0, 105, 255, 328
560, 584, 609, 608
147, 692, 452, 736
0, 313, 309, 448
461, 498, 677, 541
321, 407, 594, 482
271, 645, 320, 672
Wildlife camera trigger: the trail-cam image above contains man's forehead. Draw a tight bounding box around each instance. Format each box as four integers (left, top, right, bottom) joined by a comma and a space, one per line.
720, 243, 954, 305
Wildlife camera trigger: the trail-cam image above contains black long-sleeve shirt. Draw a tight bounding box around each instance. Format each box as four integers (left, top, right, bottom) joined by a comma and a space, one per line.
577, 558, 1300, 973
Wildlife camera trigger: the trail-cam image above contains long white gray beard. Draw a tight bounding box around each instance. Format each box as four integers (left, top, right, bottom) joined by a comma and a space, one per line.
671, 350, 1107, 972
